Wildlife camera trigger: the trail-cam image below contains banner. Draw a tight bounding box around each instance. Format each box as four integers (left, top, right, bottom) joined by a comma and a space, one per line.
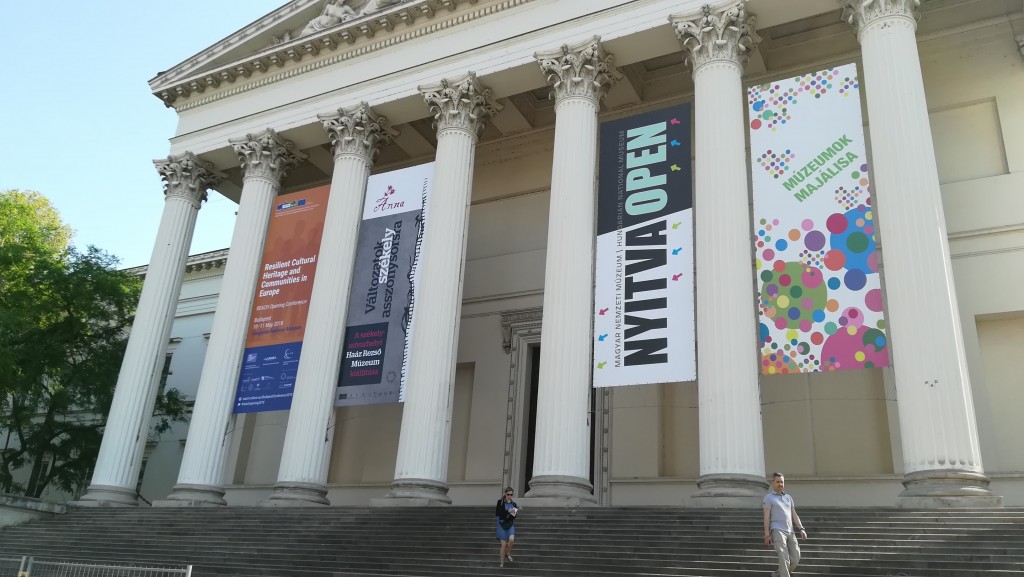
748, 63, 889, 374
594, 104, 696, 387
234, 185, 329, 413
335, 162, 433, 406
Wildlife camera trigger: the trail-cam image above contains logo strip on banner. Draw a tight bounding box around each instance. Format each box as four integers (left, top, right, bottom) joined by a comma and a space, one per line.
594, 104, 696, 387
748, 63, 890, 374
234, 185, 329, 413
335, 162, 433, 406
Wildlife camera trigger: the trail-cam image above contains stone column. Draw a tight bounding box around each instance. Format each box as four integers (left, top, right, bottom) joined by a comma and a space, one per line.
264, 104, 395, 506
78, 153, 224, 506
673, 3, 768, 505
840, 0, 1001, 507
525, 38, 617, 505
381, 74, 499, 505
163, 130, 304, 506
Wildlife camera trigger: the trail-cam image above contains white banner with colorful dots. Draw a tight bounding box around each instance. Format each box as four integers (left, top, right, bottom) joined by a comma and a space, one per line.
748, 63, 889, 375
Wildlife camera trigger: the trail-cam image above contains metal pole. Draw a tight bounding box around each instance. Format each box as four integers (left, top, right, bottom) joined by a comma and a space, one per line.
17, 556, 31, 577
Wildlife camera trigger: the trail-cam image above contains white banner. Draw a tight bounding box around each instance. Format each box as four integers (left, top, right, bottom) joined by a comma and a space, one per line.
335, 162, 432, 406
748, 63, 889, 374
594, 104, 696, 387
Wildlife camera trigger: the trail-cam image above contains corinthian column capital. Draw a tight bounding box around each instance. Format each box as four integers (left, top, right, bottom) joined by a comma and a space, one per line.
535, 36, 620, 104
672, 2, 759, 72
229, 129, 307, 184
840, 0, 920, 37
154, 152, 225, 208
318, 103, 398, 162
419, 72, 502, 136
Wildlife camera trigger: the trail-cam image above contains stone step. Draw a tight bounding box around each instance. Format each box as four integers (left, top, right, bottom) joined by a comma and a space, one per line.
47, 510, 1024, 518
3, 535, 1022, 556
7, 541, 1022, 565
6, 541, 1023, 576
2, 507, 1023, 577
17, 510, 1024, 525
6, 526, 1023, 544
53, 509, 1024, 518
8, 548, 1024, 577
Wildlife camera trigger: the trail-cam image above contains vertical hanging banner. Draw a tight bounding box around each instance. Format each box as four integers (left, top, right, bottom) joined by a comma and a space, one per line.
335, 162, 433, 406
749, 63, 889, 374
594, 103, 696, 387
234, 185, 329, 413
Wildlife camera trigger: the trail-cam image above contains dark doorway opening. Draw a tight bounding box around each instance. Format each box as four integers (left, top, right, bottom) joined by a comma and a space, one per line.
589, 386, 596, 490
521, 345, 598, 497
523, 344, 541, 494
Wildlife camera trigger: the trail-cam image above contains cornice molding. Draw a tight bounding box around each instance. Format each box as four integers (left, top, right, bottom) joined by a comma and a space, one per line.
152, 1, 319, 90
127, 248, 230, 278
500, 306, 543, 353
155, 0, 535, 111
182, 262, 229, 281
185, 249, 231, 272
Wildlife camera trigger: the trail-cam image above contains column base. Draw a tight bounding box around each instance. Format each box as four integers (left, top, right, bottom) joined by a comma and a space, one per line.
372, 478, 452, 506
71, 484, 140, 507
260, 481, 330, 506
523, 475, 597, 506
153, 484, 227, 507
896, 469, 1003, 508
689, 473, 769, 508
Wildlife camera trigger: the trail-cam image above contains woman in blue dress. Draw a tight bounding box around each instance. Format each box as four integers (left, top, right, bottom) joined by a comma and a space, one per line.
495, 486, 519, 567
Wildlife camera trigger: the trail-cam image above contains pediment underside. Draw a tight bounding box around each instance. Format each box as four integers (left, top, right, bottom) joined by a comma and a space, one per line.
150, 0, 472, 106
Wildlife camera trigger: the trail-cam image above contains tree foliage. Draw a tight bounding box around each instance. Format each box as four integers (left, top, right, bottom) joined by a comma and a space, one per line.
0, 189, 189, 498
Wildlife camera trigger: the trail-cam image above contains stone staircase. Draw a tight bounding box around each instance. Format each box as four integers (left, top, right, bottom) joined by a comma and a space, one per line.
1, 506, 1023, 576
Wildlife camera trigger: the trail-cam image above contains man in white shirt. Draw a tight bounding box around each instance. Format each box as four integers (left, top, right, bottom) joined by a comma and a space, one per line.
763, 472, 808, 577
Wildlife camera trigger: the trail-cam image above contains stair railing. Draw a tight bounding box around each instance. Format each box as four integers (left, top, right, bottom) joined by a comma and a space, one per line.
13, 556, 191, 577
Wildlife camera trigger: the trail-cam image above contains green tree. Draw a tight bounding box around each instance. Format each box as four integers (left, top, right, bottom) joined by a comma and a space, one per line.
0, 189, 188, 498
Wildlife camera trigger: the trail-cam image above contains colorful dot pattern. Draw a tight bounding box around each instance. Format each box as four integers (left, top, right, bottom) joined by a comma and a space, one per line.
749, 68, 860, 132
835, 186, 863, 211
748, 84, 798, 132
759, 149, 796, 178
795, 70, 836, 99
756, 209, 888, 374
749, 65, 886, 375
799, 248, 825, 269
838, 76, 859, 96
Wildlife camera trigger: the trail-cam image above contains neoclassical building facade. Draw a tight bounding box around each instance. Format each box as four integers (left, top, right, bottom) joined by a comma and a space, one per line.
75, 0, 1024, 508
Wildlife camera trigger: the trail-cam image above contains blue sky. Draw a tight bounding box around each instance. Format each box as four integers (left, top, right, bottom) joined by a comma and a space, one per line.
1, 0, 285, 268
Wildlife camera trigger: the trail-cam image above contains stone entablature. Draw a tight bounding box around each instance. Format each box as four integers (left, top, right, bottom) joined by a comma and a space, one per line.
126, 248, 230, 278
151, 0, 532, 110
166, 0, 895, 159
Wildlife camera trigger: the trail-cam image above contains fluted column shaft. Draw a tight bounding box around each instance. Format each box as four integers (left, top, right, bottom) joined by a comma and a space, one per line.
165, 130, 304, 506
266, 105, 394, 506
78, 153, 223, 506
674, 4, 768, 504
842, 0, 1000, 506
526, 38, 616, 503
385, 74, 498, 504
532, 97, 597, 482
